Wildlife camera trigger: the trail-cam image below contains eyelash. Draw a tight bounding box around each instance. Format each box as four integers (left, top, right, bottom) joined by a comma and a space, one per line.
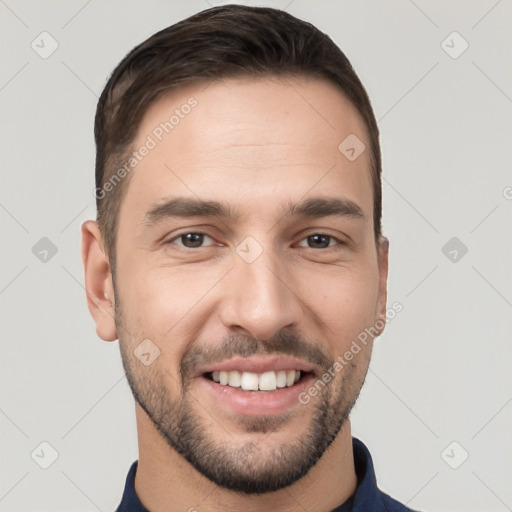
165, 231, 345, 250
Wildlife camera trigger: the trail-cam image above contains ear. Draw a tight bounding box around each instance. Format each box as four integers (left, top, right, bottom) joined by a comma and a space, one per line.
81, 220, 117, 341
375, 235, 389, 336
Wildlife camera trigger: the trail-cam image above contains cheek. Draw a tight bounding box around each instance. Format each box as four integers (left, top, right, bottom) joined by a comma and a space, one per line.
115, 266, 208, 386
308, 265, 380, 345
118, 262, 220, 343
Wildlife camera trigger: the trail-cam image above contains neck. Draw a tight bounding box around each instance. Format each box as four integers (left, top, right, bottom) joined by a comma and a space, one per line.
134, 404, 357, 512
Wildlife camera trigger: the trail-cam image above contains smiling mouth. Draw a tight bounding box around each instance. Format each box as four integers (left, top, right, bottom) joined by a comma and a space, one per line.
203, 369, 310, 392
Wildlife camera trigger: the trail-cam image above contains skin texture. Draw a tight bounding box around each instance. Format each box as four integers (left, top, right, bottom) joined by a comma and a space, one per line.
82, 76, 389, 512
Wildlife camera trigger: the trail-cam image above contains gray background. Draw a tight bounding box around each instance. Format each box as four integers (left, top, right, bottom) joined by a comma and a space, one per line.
1, 0, 511, 510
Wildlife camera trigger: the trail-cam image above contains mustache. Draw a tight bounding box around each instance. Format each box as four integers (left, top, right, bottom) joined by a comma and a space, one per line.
180, 330, 333, 377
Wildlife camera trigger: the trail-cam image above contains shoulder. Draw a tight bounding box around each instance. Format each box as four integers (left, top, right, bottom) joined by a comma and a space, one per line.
380, 491, 421, 512
351, 438, 422, 512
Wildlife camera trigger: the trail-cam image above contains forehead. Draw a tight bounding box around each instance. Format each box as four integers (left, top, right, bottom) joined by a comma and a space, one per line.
120, 76, 373, 227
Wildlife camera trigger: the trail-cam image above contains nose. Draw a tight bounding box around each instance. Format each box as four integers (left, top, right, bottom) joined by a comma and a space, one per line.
218, 245, 303, 341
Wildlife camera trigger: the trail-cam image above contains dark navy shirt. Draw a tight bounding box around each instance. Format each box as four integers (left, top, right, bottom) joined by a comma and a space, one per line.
116, 437, 419, 511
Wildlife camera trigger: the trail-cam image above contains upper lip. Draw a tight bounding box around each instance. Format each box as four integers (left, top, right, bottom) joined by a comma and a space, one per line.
196, 355, 315, 377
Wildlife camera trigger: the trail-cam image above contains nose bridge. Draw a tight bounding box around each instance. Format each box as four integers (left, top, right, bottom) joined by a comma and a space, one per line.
220, 239, 301, 340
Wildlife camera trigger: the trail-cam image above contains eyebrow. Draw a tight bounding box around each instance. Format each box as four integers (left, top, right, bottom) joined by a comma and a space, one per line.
144, 196, 364, 226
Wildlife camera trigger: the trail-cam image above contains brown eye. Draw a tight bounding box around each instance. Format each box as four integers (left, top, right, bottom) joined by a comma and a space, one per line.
169, 232, 215, 248
297, 234, 341, 249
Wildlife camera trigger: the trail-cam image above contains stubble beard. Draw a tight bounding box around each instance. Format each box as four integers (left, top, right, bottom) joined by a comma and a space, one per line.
115, 304, 368, 494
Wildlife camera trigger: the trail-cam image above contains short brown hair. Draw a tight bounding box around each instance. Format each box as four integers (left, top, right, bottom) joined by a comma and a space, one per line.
94, 4, 382, 275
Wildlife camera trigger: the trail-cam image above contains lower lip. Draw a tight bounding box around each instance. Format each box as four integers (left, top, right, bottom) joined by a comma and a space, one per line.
197, 373, 315, 416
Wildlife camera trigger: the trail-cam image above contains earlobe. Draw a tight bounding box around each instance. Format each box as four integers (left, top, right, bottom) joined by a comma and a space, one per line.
375, 235, 389, 336
81, 220, 118, 341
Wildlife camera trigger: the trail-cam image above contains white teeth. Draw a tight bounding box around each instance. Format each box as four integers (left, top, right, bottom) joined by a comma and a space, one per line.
276, 370, 287, 388
286, 370, 296, 387
210, 369, 303, 391
259, 371, 277, 391
228, 370, 241, 387
240, 372, 259, 391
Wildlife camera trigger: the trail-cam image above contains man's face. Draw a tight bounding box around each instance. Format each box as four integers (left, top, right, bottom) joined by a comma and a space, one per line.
111, 76, 388, 493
